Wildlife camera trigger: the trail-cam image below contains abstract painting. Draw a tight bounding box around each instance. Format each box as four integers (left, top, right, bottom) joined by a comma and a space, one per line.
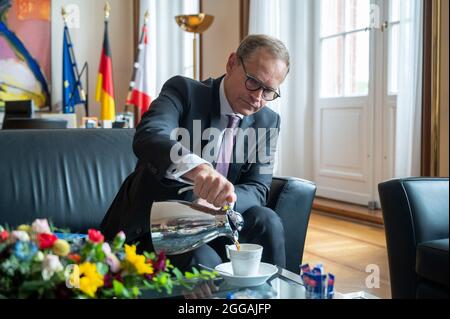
0, 0, 51, 109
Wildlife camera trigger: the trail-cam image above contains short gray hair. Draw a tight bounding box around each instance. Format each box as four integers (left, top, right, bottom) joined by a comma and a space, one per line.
236, 34, 290, 70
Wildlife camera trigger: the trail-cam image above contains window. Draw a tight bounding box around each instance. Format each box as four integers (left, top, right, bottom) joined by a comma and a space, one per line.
387, 0, 400, 95
319, 0, 370, 98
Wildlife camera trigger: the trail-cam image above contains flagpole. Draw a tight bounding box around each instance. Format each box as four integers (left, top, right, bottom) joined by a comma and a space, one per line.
79, 62, 89, 116
126, 10, 149, 127
104, 1, 111, 21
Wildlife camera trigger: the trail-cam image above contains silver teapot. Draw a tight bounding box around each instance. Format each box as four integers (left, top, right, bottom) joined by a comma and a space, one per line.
150, 199, 244, 255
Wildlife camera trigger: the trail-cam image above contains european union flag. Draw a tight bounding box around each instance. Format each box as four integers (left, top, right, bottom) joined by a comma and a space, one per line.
63, 26, 85, 114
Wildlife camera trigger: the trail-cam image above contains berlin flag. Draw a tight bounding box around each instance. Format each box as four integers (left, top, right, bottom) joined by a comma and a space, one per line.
126, 21, 152, 113
96, 20, 116, 121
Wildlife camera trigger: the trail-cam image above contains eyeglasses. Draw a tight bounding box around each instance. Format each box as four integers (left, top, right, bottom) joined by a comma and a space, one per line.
239, 57, 281, 101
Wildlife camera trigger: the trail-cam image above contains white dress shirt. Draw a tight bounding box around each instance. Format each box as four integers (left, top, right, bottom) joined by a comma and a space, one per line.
165, 78, 243, 183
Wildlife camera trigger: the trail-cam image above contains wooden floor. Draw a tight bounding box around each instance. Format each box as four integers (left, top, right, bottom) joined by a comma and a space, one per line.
313, 197, 384, 225
303, 210, 391, 299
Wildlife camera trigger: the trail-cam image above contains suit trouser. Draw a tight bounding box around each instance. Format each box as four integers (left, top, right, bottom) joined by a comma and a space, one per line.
100, 166, 286, 272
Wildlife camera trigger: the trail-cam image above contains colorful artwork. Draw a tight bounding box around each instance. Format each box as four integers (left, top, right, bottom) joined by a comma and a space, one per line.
0, 0, 51, 109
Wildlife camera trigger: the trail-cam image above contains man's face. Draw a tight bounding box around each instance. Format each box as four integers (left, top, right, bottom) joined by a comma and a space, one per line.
224, 49, 288, 116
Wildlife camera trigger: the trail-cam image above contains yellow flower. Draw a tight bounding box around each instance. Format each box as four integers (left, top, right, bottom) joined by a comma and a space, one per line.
124, 244, 153, 275
78, 262, 104, 298
17, 224, 32, 233
52, 239, 71, 256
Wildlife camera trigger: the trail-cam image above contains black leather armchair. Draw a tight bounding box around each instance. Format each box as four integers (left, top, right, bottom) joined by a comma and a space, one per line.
378, 178, 449, 299
0, 129, 316, 273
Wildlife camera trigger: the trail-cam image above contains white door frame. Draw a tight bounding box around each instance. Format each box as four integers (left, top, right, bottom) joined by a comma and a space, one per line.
313, 0, 397, 207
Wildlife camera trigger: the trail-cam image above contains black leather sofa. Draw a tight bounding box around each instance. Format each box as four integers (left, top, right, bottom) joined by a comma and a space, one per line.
0, 129, 316, 273
378, 177, 449, 299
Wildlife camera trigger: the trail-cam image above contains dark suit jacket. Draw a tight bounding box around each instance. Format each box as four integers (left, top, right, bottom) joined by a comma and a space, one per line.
101, 75, 280, 242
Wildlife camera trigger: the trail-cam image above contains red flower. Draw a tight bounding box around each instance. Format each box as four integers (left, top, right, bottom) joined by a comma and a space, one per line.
0, 230, 9, 241
144, 273, 154, 281
154, 251, 167, 272
37, 233, 58, 249
103, 273, 123, 288
88, 229, 104, 243
67, 253, 81, 264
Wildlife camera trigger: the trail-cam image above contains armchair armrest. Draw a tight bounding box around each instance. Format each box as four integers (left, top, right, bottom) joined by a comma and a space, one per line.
267, 176, 317, 273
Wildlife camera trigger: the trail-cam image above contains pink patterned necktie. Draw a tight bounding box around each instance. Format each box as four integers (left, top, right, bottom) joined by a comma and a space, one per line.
215, 114, 241, 178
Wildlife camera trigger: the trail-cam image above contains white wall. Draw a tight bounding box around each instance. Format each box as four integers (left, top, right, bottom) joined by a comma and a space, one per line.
51, 0, 133, 119
201, 0, 240, 79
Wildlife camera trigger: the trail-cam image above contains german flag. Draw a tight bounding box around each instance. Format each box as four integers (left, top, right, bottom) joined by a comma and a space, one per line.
96, 20, 115, 121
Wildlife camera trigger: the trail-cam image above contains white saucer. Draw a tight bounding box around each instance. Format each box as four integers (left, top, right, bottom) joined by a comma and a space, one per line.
215, 262, 278, 287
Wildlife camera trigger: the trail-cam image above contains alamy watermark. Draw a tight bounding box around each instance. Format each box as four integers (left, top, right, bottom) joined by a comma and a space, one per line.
370, 4, 382, 30
65, 264, 80, 288
169, 120, 279, 175
365, 264, 380, 289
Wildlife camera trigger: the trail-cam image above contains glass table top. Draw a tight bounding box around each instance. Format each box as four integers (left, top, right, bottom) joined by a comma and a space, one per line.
140, 266, 377, 299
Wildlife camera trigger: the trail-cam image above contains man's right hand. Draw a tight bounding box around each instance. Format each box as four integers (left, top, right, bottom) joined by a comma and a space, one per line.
182, 164, 237, 208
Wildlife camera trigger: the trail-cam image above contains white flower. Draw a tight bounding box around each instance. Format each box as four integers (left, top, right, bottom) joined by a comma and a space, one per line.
106, 254, 121, 273
34, 251, 44, 262
102, 242, 112, 255
116, 231, 126, 241
32, 219, 51, 234
41, 254, 63, 281
11, 230, 30, 242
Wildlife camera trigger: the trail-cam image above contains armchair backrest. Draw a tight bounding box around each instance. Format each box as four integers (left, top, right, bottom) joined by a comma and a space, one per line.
268, 177, 316, 272
378, 177, 449, 298
2, 118, 68, 129
0, 129, 137, 232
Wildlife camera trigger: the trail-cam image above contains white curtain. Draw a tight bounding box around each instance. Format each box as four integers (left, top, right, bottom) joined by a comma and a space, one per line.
139, 0, 198, 99
249, 0, 314, 179
394, 0, 423, 177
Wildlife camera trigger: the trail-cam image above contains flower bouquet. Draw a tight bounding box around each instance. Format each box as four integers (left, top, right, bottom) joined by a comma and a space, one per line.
0, 219, 217, 299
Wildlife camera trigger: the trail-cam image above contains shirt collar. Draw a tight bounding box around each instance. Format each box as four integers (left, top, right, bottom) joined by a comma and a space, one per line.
219, 78, 244, 119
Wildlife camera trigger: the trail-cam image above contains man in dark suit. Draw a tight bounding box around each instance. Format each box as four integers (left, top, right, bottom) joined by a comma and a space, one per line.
101, 34, 290, 271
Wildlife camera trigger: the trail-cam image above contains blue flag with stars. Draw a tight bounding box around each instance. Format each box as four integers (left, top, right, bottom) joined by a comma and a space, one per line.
63, 26, 85, 113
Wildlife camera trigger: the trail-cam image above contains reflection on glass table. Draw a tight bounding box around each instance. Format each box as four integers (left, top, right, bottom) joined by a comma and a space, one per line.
140, 266, 380, 299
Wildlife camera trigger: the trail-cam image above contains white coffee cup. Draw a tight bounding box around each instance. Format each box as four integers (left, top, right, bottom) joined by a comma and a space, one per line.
226, 243, 263, 276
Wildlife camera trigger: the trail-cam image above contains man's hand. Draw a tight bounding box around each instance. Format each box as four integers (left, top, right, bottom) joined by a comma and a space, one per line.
182, 164, 237, 207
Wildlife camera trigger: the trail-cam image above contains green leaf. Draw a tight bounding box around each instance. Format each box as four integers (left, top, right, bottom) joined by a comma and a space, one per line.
122, 287, 131, 299
200, 270, 217, 278
18, 279, 57, 298
96, 262, 108, 276
52, 226, 70, 233
184, 272, 195, 279
100, 288, 115, 298
143, 251, 155, 260
95, 244, 106, 261
172, 268, 183, 280
0, 242, 8, 254
132, 287, 140, 298
113, 280, 124, 295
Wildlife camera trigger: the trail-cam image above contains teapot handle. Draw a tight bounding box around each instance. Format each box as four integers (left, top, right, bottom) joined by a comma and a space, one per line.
177, 184, 244, 232
225, 245, 231, 260
177, 184, 194, 195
